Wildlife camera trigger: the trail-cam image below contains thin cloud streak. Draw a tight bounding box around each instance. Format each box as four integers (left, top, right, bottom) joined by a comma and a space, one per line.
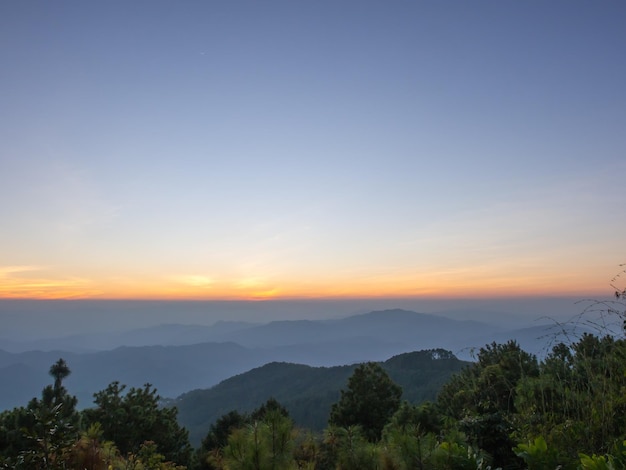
0, 265, 95, 299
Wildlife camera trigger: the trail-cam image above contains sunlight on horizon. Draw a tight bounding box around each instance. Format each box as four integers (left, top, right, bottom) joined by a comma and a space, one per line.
0, 263, 613, 301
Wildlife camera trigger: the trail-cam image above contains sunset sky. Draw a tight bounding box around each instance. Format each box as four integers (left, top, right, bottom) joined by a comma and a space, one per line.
1, 1, 625, 300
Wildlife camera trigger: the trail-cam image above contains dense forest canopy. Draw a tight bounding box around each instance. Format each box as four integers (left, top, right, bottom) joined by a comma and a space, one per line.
3, 334, 626, 469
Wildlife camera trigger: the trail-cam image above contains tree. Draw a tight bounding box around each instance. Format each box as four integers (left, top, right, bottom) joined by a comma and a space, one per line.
19, 403, 76, 470
49, 359, 71, 395
67, 423, 121, 470
219, 410, 296, 470
197, 399, 291, 470
329, 362, 402, 442
384, 401, 442, 437
436, 341, 538, 468
514, 334, 626, 463
325, 425, 381, 470
250, 398, 289, 423
196, 410, 248, 470
83, 382, 191, 467
0, 358, 79, 470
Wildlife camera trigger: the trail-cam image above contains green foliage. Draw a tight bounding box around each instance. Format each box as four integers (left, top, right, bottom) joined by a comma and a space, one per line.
177, 351, 468, 446
196, 399, 293, 470
68, 422, 121, 470
250, 397, 289, 423
385, 350, 469, 404
196, 410, 248, 469
119, 440, 187, 470
176, 362, 356, 446
0, 357, 79, 470
514, 436, 561, 470
83, 381, 191, 467
439, 340, 539, 417
579, 441, 626, 470
19, 403, 77, 470
437, 340, 537, 468
329, 362, 402, 442
381, 421, 488, 470
382, 422, 439, 469
291, 431, 319, 470
218, 410, 296, 470
429, 440, 486, 470
430, 271, 626, 469
0, 406, 35, 464
385, 401, 442, 436
325, 425, 382, 470
486, 332, 626, 468
579, 454, 615, 470
514, 335, 626, 463
381, 403, 482, 470
49, 359, 71, 393
3, 377, 193, 470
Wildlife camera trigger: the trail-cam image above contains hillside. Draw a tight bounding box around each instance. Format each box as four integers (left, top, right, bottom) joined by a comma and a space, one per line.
174, 349, 469, 446
0, 309, 585, 411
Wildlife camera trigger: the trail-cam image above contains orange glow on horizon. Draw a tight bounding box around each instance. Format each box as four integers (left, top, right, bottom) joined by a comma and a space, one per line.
0, 264, 617, 301
0, 277, 612, 301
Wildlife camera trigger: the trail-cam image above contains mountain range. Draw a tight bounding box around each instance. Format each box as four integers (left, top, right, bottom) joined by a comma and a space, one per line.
0, 309, 589, 411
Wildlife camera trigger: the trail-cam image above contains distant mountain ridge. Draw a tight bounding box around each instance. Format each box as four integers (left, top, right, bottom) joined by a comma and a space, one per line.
0, 309, 589, 411
0, 309, 503, 353
0, 320, 260, 353
219, 309, 500, 348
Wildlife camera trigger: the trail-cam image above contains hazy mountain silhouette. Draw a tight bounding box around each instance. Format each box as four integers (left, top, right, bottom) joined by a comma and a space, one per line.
0, 309, 589, 411
0, 321, 259, 353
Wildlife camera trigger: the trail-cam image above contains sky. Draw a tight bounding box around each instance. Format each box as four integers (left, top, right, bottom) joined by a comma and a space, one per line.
1, 1, 625, 301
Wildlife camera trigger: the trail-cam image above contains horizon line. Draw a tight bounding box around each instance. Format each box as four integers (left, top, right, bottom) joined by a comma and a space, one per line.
0, 292, 609, 302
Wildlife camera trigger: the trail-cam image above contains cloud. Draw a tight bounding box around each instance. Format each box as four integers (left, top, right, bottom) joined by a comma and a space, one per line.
0, 265, 44, 277
0, 265, 94, 298
234, 277, 266, 289
173, 275, 214, 288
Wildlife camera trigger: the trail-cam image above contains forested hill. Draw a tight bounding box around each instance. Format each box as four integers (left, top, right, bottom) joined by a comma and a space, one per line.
174, 348, 469, 446
0, 308, 581, 411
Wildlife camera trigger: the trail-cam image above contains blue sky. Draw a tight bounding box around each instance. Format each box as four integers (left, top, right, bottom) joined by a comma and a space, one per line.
1, 1, 625, 299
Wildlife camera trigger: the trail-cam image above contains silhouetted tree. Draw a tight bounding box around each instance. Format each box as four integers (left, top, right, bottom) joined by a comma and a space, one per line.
49, 359, 70, 395
0, 359, 79, 469
329, 362, 402, 442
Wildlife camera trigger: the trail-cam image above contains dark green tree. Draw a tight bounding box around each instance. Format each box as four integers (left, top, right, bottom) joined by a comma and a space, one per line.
203, 410, 248, 452
515, 334, 626, 463
195, 399, 290, 470
384, 401, 442, 436
250, 398, 289, 423
196, 410, 248, 470
19, 403, 76, 470
49, 359, 71, 394
83, 381, 191, 467
0, 406, 31, 466
219, 409, 296, 470
329, 362, 402, 442
0, 358, 79, 469
437, 341, 538, 468
326, 425, 381, 470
